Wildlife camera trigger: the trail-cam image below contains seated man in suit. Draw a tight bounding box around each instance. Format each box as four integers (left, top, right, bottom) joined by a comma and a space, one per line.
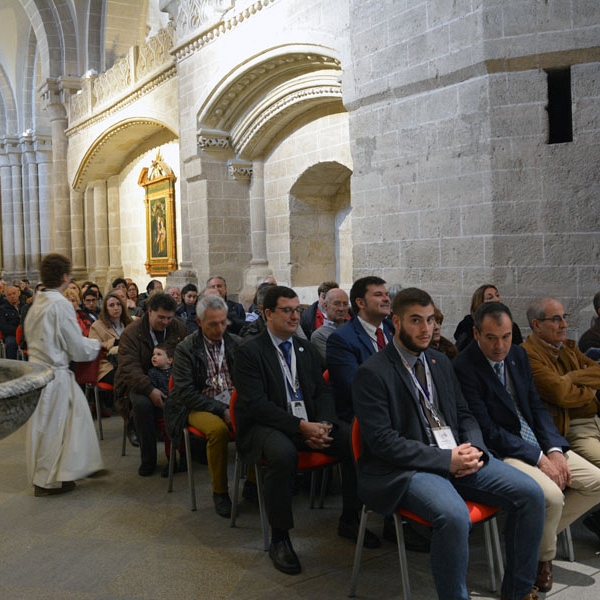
233, 285, 379, 576
326, 276, 393, 423
454, 301, 600, 592
353, 288, 545, 600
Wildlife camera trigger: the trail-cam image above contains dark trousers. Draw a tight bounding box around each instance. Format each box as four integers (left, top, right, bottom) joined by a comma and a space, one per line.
259, 420, 359, 531
130, 392, 163, 468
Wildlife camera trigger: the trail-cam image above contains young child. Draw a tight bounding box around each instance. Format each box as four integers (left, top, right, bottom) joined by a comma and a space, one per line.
147, 344, 178, 477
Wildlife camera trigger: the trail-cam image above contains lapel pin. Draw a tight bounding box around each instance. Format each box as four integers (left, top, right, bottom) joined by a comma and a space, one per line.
299, 347, 304, 352
431, 359, 436, 364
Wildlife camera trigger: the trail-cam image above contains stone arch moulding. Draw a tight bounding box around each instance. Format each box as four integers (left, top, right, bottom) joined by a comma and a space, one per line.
196, 43, 344, 160
72, 118, 178, 191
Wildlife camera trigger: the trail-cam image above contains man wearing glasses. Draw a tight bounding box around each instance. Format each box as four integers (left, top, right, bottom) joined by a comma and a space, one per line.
523, 297, 600, 541
233, 285, 372, 575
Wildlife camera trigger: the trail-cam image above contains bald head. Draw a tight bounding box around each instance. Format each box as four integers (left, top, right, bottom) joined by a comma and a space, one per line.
323, 288, 350, 325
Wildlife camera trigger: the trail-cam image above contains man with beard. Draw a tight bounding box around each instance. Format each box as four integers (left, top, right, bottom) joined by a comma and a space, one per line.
353, 287, 545, 600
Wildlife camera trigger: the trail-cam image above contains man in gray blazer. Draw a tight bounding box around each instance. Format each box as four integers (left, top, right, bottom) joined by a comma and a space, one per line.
353, 288, 545, 600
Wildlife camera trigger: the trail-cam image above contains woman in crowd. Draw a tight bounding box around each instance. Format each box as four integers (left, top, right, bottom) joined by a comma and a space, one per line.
63, 288, 90, 336
89, 292, 132, 411
175, 283, 199, 333
430, 305, 458, 358
454, 284, 523, 351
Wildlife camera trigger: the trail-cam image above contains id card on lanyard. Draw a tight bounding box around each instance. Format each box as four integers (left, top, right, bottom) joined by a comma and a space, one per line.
275, 343, 308, 420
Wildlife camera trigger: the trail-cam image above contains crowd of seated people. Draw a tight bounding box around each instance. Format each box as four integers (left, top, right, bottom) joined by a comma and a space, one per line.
11, 261, 600, 598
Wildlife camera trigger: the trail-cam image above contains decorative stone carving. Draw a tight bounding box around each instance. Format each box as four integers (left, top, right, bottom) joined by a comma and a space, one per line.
136, 22, 176, 80
227, 158, 253, 181
197, 128, 230, 151
176, 0, 233, 41
93, 56, 133, 107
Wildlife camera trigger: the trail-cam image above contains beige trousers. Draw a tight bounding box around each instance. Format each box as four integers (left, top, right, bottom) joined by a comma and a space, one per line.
504, 451, 600, 561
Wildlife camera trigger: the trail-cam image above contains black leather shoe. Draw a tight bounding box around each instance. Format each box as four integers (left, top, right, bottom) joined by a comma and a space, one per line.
127, 419, 140, 447
213, 492, 232, 518
269, 539, 301, 575
383, 519, 431, 553
138, 463, 156, 477
338, 518, 381, 549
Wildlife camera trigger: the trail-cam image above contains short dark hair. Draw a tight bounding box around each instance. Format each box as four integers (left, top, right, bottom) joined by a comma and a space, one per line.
181, 283, 198, 297
147, 292, 178, 313
262, 285, 297, 313
206, 275, 226, 286
154, 343, 174, 359
111, 277, 127, 289
40, 253, 71, 289
146, 279, 162, 293
350, 276, 386, 313
392, 287, 433, 316
83, 289, 99, 300
317, 281, 338, 296
473, 301, 512, 332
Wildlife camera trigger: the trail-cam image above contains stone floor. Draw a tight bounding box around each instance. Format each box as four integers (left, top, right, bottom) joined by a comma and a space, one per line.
1, 416, 600, 600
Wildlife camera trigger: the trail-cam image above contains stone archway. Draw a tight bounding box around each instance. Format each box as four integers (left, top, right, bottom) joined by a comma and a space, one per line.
289, 161, 352, 287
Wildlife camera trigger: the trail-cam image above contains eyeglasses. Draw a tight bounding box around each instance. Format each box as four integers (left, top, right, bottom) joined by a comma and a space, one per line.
538, 314, 570, 324
275, 307, 303, 315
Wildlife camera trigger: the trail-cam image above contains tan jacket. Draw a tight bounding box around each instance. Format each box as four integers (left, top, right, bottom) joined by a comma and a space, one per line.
521, 333, 600, 435
88, 319, 120, 382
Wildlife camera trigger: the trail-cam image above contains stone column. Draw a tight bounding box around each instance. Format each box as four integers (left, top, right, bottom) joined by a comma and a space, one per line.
84, 186, 96, 278
8, 138, 25, 276
21, 132, 38, 276
92, 180, 110, 288
69, 188, 86, 280
36, 141, 53, 256
106, 175, 123, 282
0, 145, 14, 275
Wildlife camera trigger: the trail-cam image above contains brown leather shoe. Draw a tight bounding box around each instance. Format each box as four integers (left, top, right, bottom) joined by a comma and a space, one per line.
501, 590, 540, 600
535, 560, 553, 592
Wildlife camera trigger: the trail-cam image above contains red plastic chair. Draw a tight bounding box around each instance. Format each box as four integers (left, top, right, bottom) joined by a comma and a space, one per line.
229, 388, 340, 551
348, 419, 504, 598
15, 324, 27, 360
166, 375, 235, 511
73, 350, 111, 441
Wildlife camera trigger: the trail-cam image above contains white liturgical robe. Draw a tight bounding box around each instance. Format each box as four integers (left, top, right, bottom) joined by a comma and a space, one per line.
24, 289, 103, 488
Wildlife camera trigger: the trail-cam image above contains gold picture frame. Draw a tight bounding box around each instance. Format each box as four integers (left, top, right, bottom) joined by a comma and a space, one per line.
138, 152, 177, 276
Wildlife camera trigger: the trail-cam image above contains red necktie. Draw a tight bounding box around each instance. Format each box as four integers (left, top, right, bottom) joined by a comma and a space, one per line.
376, 327, 386, 351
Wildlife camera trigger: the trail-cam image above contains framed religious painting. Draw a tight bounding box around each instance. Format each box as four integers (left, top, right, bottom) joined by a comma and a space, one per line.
138, 151, 177, 276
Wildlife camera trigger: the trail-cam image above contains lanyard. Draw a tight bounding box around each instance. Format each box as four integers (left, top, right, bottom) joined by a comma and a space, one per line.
204, 338, 226, 390
399, 352, 443, 428
275, 342, 301, 406
149, 329, 165, 346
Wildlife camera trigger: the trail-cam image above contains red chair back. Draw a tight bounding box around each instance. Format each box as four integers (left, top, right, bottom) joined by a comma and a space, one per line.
15, 324, 23, 346
74, 350, 104, 385
168, 374, 174, 392
229, 389, 239, 433
351, 418, 362, 462
322, 369, 330, 385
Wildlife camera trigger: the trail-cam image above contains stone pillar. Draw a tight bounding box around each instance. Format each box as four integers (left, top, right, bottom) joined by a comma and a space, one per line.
8, 138, 25, 276
36, 142, 53, 256
106, 175, 123, 282
69, 188, 86, 280
84, 186, 96, 279
92, 180, 110, 288
0, 146, 15, 275
21, 132, 38, 276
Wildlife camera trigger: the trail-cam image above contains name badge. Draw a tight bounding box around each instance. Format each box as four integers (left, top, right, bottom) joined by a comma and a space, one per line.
214, 390, 232, 406
291, 400, 309, 421
433, 426, 457, 449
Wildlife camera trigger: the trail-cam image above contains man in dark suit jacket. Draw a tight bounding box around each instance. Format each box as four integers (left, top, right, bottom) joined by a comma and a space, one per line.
326, 276, 393, 423
353, 288, 545, 600
454, 301, 600, 593
206, 275, 246, 334
233, 286, 378, 576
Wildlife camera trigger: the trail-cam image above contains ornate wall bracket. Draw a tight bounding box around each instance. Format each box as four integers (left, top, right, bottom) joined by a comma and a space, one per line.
227, 158, 253, 181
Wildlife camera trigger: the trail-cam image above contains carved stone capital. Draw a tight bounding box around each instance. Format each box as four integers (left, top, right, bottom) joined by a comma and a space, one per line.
227, 158, 253, 182
197, 128, 230, 152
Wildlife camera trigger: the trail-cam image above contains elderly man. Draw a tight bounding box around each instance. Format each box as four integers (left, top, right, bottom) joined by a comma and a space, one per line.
299, 280, 339, 338
206, 275, 245, 334
455, 302, 600, 592
310, 287, 350, 362
233, 285, 378, 575
167, 286, 182, 305
115, 292, 187, 476
523, 297, 600, 541
0, 285, 24, 359
166, 295, 238, 517
354, 288, 545, 600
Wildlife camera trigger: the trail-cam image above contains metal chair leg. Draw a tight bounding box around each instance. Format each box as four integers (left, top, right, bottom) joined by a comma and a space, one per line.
254, 465, 269, 551
183, 428, 196, 511
167, 439, 177, 493
348, 505, 370, 597
230, 452, 243, 527
121, 419, 127, 456
93, 387, 103, 440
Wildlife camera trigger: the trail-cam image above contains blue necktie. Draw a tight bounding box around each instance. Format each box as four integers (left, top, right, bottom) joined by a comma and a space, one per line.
494, 362, 540, 448
279, 341, 292, 369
